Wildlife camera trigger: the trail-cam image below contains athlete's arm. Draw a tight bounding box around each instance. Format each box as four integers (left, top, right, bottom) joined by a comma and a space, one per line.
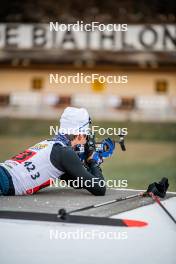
50, 144, 106, 196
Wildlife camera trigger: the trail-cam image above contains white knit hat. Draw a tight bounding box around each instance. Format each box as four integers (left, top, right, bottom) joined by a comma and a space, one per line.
59, 107, 90, 135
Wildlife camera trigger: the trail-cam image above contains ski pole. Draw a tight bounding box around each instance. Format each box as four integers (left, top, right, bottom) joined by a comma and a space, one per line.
149, 192, 176, 224
59, 192, 145, 217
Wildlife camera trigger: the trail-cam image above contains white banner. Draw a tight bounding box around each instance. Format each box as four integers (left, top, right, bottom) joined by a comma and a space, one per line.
0, 24, 175, 51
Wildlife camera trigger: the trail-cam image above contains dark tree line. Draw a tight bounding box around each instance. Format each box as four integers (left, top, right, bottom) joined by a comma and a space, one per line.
0, 0, 176, 23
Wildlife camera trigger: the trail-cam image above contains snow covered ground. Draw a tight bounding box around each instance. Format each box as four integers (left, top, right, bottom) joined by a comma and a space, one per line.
0, 197, 175, 264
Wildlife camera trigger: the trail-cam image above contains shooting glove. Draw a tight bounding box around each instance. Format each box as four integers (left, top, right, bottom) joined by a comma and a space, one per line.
100, 138, 115, 158
147, 177, 169, 198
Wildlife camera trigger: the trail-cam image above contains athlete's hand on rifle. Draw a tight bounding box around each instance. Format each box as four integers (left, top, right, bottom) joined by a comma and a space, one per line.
77, 148, 103, 165
100, 138, 115, 158
87, 151, 103, 165
87, 138, 115, 165
77, 133, 117, 165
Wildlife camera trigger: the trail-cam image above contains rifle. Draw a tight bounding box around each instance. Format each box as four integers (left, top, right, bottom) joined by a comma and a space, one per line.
84, 132, 126, 158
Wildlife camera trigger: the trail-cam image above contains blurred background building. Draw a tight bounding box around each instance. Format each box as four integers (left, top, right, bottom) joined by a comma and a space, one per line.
0, 0, 176, 189
0, 0, 176, 121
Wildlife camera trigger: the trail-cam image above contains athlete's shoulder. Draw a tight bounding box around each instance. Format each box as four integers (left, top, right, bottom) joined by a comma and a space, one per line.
50, 143, 79, 169
52, 143, 75, 156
